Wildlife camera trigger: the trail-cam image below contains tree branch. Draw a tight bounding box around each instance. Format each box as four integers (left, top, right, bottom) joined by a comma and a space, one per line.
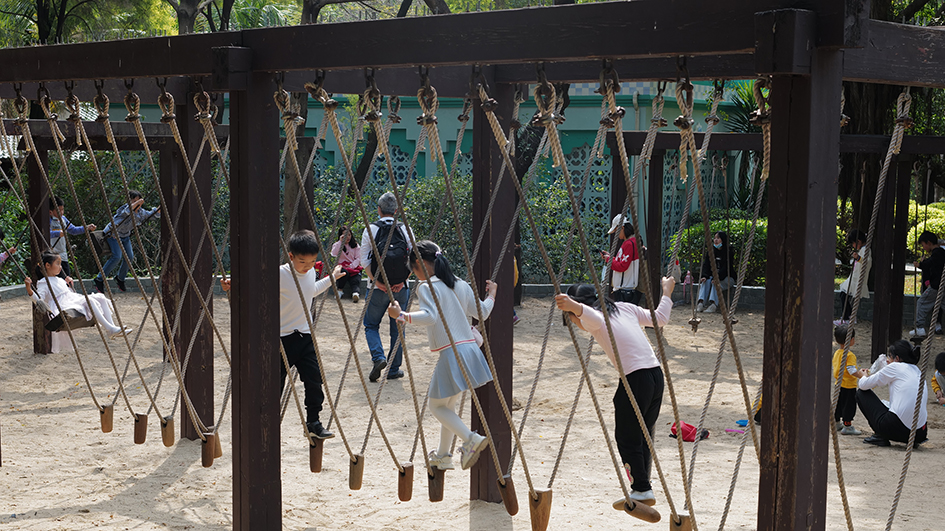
901, 0, 934, 20
163, 0, 181, 11
0, 8, 36, 23
197, 0, 216, 12
63, 0, 98, 21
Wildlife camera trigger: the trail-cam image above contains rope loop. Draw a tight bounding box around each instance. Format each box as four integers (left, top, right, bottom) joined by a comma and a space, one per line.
387, 95, 402, 123
158, 90, 177, 123
416, 85, 439, 125
749, 77, 771, 125
304, 80, 338, 111
193, 90, 213, 122
896, 89, 914, 129
458, 97, 473, 123
37, 83, 59, 123
13, 89, 28, 123
123, 90, 141, 122
93, 87, 110, 123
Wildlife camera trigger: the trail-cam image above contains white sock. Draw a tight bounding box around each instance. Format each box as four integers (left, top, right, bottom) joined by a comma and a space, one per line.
430, 393, 470, 455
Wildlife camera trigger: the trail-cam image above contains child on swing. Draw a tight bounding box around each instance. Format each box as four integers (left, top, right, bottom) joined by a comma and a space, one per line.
386, 240, 497, 471
26, 250, 131, 339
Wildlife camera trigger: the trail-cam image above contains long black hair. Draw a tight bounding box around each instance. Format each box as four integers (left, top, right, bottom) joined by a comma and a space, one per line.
564, 283, 619, 325
338, 225, 358, 249
888, 339, 920, 365
35, 249, 60, 279
411, 240, 457, 289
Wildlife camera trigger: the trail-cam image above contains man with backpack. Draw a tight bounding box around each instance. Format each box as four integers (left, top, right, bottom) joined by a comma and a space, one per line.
360, 192, 415, 382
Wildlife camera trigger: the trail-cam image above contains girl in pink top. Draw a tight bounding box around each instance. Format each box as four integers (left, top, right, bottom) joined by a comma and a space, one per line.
330, 225, 362, 302
555, 275, 675, 508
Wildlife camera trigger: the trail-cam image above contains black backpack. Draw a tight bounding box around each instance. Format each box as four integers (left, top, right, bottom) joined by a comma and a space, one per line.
369, 220, 410, 286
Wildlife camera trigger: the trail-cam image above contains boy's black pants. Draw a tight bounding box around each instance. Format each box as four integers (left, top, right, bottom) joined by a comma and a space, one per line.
281, 331, 325, 424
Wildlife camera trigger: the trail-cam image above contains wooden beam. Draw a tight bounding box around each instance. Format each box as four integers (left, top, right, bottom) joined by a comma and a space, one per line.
759, 48, 841, 531
844, 20, 945, 88
494, 55, 758, 84
0, 78, 191, 102
646, 150, 664, 300
230, 71, 282, 530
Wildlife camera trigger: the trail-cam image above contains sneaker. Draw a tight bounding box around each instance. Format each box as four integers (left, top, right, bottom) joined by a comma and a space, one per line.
109, 326, 133, 340
369, 359, 387, 382
832, 319, 849, 327
427, 451, 454, 470
387, 369, 405, 380
696, 302, 705, 312
840, 425, 862, 436
94, 277, 105, 294
863, 435, 890, 447
836, 421, 843, 432
629, 489, 656, 507
352, 292, 359, 303
937, 324, 943, 335
306, 421, 335, 440
459, 432, 488, 470
705, 302, 718, 314
908, 328, 927, 338
115, 278, 127, 292
512, 315, 521, 326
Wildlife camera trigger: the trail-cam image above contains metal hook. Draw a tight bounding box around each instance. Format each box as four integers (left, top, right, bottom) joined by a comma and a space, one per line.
64, 80, 75, 96
274, 72, 285, 91
37, 82, 50, 102
676, 55, 690, 84
13, 82, 23, 98
124, 78, 134, 91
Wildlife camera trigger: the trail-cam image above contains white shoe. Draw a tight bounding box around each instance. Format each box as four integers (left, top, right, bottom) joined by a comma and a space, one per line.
705, 303, 718, 313
840, 425, 862, 436
696, 302, 705, 312
629, 489, 656, 506
352, 292, 359, 303
836, 421, 843, 432
110, 327, 133, 340
909, 328, 927, 338
427, 451, 454, 470
459, 432, 488, 470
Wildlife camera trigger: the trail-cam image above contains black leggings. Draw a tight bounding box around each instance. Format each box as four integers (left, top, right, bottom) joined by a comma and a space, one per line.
613, 367, 664, 492
856, 389, 927, 444
835, 387, 857, 423
280, 331, 325, 424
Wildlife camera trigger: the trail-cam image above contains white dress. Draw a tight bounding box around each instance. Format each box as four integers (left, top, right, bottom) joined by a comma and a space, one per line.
31, 276, 113, 322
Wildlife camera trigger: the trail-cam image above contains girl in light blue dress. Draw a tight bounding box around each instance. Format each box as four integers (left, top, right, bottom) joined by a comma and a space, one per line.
387, 240, 497, 471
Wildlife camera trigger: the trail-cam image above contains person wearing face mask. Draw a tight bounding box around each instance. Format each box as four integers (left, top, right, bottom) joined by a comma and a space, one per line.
696, 231, 735, 313
834, 229, 871, 327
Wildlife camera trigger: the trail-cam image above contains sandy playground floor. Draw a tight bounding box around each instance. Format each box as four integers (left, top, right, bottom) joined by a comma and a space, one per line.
1, 291, 943, 530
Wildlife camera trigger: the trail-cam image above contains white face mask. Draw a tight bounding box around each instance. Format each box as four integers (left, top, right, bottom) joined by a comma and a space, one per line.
713, 243, 722, 249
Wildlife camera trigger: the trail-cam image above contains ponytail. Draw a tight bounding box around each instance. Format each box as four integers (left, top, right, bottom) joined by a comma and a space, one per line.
36, 249, 59, 279
412, 240, 457, 289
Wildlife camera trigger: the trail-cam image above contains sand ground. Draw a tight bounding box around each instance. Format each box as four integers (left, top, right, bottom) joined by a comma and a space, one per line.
1, 292, 943, 530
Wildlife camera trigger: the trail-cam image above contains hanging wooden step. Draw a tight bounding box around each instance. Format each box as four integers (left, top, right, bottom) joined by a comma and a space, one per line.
528, 488, 552, 531
202, 433, 216, 467
428, 467, 445, 502
349, 454, 365, 490
670, 512, 693, 531
100, 405, 113, 433
612, 497, 661, 523
398, 462, 414, 502
160, 416, 175, 447
498, 475, 519, 516
214, 430, 223, 459
133, 413, 148, 444
309, 438, 323, 473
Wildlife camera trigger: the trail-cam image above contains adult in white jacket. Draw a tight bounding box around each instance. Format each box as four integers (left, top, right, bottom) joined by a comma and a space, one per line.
855, 339, 928, 447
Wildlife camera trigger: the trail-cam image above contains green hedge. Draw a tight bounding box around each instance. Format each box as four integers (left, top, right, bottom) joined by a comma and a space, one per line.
671, 218, 768, 285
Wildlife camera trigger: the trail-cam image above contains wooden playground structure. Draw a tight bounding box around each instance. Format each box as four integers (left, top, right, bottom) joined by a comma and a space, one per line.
2, 1, 945, 529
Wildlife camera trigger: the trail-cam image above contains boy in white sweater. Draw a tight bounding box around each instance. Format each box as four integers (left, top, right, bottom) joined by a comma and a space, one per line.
222, 230, 343, 440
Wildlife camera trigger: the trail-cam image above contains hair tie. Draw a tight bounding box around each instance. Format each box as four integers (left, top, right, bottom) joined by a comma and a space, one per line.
435, 251, 442, 257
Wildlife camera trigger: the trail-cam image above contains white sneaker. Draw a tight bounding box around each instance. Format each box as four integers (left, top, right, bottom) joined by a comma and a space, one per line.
110, 327, 133, 340
352, 292, 359, 303
427, 451, 454, 470
832, 319, 849, 327
705, 303, 718, 313
629, 489, 656, 506
840, 425, 862, 436
696, 302, 705, 312
909, 328, 927, 338
459, 432, 488, 470
836, 421, 843, 432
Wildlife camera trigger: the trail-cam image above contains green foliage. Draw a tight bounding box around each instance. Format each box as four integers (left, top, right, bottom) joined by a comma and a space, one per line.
906, 201, 945, 258
671, 218, 768, 285
0, 0, 175, 46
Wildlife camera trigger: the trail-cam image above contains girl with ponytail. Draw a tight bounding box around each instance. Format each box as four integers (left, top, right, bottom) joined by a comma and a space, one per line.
387, 240, 498, 471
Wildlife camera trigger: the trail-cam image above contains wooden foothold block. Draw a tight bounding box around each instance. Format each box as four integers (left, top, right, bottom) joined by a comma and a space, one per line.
349, 454, 365, 490
670, 512, 693, 531
528, 488, 553, 531
498, 475, 519, 516
612, 497, 661, 523
213, 431, 223, 459
309, 439, 323, 473
202, 434, 215, 468
100, 405, 114, 433
427, 467, 445, 502
160, 416, 175, 447
398, 462, 414, 502
133, 413, 148, 444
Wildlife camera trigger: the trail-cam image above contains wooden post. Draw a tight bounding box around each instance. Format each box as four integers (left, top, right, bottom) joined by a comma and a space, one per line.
887, 157, 913, 360
470, 78, 514, 503
870, 157, 898, 360
180, 84, 215, 441
646, 150, 665, 301
231, 71, 282, 530
159, 143, 185, 360
759, 48, 842, 531
29, 149, 51, 354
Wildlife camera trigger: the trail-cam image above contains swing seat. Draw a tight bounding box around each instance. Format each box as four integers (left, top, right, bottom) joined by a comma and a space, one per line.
688, 317, 702, 333
33, 298, 95, 333
349, 454, 365, 490
612, 497, 661, 523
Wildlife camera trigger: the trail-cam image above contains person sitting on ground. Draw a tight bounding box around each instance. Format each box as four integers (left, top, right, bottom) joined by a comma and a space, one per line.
26, 250, 131, 339
854, 339, 929, 447
94, 189, 160, 294
601, 214, 643, 306
909, 230, 945, 338
696, 231, 735, 314
832, 325, 862, 435
554, 275, 675, 508
834, 229, 871, 327
331, 225, 363, 303
932, 352, 945, 406
221, 230, 344, 440
0, 227, 16, 267
49, 195, 95, 278
387, 240, 496, 471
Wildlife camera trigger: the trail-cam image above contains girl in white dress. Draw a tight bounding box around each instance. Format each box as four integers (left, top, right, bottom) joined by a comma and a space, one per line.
26, 250, 131, 339
387, 240, 497, 471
